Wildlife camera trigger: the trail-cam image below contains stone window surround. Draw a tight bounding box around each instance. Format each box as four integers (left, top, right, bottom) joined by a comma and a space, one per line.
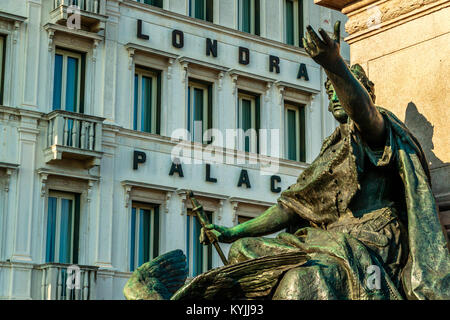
37, 168, 99, 265
229, 196, 274, 224
0, 12, 27, 108
44, 23, 102, 116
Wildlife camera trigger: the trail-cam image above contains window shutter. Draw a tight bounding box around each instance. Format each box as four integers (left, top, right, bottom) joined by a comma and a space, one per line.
298, 0, 304, 47
255, 0, 261, 36
206, 0, 214, 22
53, 54, 63, 111
207, 83, 213, 144
46, 197, 57, 263
300, 105, 306, 162
255, 95, 261, 153
80, 53, 86, 113
72, 194, 81, 264
153, 206, 160, 258
152, 0, 163, 8
156, 72, 162, 135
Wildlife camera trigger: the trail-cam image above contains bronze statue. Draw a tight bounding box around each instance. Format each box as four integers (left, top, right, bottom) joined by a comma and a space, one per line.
124, 22, 450, 300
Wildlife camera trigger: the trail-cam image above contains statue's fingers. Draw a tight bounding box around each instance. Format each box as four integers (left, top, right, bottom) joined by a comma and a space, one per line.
318, 28, 332, 46
333, 21, 341, 43
302, 38, 314, 57
306, 25, 326, 48
304, 32, 317, 52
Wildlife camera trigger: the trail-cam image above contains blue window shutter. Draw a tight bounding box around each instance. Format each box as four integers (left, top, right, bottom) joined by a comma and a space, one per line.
142, 209, 151, 264
130, 207, 137, 271
286, 0, 294, 45
53, 54, 63, 110
242, 99, 251, 152
59, 199, 73, 264
66, 57, 79, 113
141, 76, 152, 133
287, 109, 297, 160
133, 75, 138, 131
186, 215, 191, 275
46, 197, 57, 262
153, 206, 160, 259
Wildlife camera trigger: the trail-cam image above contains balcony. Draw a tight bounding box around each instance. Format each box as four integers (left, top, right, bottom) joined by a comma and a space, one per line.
44, 110, 104, 169
49, 0, 107, 33
33, 263, 98, 300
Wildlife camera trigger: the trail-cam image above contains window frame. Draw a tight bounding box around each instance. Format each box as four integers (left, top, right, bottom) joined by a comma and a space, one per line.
238, 0, 260, 35
238, 91, 260, 153
284, 0, 304, 47
46, 191, 79, 264
189, 0, 213, 22
129, 202, 160, 272
186, 210, 212, 277
134, 67, 160, 134
284, 101, 306, 162
0, 35, 5, 105
53, 48, 83, 113
187, 80, 211, 143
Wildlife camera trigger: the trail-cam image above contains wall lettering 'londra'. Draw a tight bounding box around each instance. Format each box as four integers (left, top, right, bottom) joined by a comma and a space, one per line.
136, 19, 310, 81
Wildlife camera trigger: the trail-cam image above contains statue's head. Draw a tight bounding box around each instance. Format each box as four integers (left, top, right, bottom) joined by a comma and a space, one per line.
325, 64, 376, 124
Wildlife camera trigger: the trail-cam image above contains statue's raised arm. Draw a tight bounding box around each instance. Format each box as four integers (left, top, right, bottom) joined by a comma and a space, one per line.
303, 21, 385, 147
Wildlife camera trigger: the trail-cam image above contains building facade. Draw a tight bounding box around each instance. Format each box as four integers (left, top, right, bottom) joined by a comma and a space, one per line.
0, 0, 348, 299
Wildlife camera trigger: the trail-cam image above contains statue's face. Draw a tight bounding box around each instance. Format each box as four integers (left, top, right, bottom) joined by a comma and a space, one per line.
326, 81, 348, 124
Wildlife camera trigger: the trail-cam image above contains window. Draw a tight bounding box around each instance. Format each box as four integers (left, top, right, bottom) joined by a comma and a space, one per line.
53, 49, 85, 113
189, 0, 213, 22
238, 0, 260, 35
284, 102, 306, 162
130, 202, 160, 272
46, 191, 80, 264
285, 0, 304, 47
186, 210, 212, 277
135, 0, 163, 7
134, 67, 161, 134
0, 35, 5, 105
238, 215, 253, 224
187, 79, 213, 143
238, 91, 260, 153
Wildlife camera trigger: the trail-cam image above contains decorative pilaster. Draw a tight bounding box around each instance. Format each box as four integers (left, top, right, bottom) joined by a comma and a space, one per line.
180, 61, 189, 84
231, 201, 239, 223
218, 72, 224, 91
231, 74, 238, 95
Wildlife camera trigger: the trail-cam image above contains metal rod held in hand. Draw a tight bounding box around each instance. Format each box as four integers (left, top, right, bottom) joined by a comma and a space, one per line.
187, 190, 229, 266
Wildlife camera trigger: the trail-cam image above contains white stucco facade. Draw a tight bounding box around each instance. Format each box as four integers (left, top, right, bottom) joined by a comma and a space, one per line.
0, 0, 348, 299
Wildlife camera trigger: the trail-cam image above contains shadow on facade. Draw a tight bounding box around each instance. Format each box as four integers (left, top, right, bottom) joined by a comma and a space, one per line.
404, 102, 450, 237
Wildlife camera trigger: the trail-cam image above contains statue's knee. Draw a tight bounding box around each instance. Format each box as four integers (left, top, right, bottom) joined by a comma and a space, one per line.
273, 268, 303, 300
228, 238, 251, 263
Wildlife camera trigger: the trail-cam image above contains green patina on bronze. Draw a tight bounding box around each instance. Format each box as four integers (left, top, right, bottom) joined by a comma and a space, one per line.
124, 21, 450, 300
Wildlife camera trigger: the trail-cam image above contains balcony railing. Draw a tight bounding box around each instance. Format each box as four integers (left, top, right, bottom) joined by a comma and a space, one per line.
50, 0, 107, 32
34, 263, 98, 300
44, 110, 104, 168
53, 0, 103, 15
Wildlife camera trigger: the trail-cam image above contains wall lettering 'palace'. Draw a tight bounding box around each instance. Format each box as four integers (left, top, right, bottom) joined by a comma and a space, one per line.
133, 151, 283, 193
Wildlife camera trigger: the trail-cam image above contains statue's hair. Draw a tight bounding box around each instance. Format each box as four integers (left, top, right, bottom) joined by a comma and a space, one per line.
325, 64, 376, 103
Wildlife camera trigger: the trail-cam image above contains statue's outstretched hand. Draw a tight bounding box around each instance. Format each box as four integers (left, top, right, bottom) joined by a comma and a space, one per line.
200, 224, 235, 244
303, 21, 342, 72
